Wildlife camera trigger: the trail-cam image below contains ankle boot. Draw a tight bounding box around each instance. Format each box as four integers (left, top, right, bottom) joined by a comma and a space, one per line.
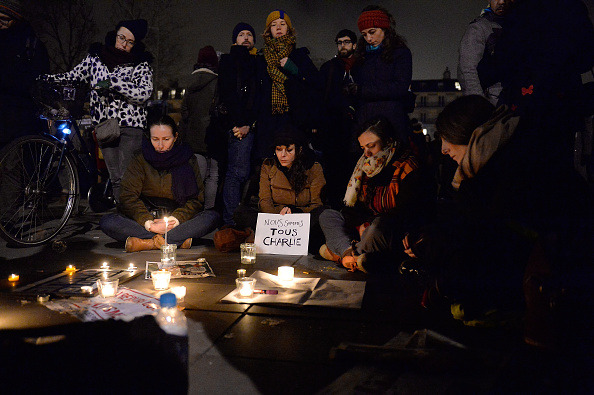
180, 238, 192, 249
125, 236, 158, 252
153, 234, 166, 249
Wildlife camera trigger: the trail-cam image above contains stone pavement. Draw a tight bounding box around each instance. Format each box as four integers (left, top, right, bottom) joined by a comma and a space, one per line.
1, 204, 591, 393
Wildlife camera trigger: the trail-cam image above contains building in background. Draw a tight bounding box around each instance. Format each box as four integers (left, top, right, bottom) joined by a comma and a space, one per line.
410, 67, 462, 138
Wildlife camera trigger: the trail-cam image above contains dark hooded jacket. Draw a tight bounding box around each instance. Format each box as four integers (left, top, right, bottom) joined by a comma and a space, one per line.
180, 69, 217, 155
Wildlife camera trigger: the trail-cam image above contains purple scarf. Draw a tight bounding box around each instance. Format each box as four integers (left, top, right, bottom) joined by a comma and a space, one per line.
142, 139, 199, 205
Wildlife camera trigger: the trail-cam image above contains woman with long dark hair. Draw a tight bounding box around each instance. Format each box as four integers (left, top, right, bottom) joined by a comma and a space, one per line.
349, 5, 413, 144
319, 117, 428, 272
100, 115, 220, 252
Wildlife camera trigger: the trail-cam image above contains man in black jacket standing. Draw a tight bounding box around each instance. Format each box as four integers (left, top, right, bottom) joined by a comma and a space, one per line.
319, 29, 359, 208
218, 22, 259, 227
0, 0, 49, 148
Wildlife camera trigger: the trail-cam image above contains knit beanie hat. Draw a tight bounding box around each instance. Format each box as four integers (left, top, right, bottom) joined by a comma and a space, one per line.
273, 124, 306, 148
116, 19, 148, 41
357, 9, 390, 32
194, 45, 218, 72
0, 0, 24, 20
265, 9, 292, 32
335, 29, 357, 44
232, 22, 256, 44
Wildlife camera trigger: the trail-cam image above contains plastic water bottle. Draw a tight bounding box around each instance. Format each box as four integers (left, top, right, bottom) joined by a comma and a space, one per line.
155, 292, 188, 371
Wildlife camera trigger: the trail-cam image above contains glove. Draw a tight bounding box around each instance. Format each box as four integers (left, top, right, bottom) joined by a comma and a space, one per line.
343, 83, 360, 97
95, 79, 111, 89
282, 58, 299, 76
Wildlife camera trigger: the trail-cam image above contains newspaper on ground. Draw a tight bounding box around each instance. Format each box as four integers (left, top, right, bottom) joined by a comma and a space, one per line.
145, 259, 215, 280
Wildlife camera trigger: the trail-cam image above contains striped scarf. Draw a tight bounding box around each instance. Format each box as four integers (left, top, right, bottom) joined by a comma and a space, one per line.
263, 34, 296, 114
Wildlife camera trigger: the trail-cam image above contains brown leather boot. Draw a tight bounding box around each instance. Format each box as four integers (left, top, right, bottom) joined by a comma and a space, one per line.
125, 236, 158, 252
180, 238, 192, 249
153, 234, 166, 249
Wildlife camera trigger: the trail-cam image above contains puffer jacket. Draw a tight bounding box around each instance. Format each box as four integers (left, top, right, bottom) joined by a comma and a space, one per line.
45, 43, 153, 128
259, 158, 325, 214
119, 152, 204, 226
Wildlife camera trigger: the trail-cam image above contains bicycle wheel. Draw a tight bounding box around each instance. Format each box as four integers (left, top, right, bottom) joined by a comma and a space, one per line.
0, 136, 79, 246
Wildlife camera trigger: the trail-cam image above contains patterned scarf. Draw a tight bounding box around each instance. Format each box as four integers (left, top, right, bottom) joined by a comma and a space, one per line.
263, 34, 296, 114
344, 142, 397, 207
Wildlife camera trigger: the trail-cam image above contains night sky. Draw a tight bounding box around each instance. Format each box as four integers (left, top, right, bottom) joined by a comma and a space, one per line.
86, 0, 594, 86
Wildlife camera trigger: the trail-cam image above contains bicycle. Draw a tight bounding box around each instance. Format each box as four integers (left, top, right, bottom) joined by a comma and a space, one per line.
0, 80, 114, 247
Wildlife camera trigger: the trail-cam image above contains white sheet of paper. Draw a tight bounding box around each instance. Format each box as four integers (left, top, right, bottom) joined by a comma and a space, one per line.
254, 213, 310, 255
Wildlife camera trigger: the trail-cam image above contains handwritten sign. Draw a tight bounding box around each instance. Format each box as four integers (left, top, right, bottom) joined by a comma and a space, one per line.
254, 213, 310, 255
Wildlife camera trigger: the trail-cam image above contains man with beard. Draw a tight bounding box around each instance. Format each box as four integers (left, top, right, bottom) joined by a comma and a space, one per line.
0, 0, 49, 148
319, 29, 359, 208
217, 22, 260, 228
457, 0, 513, 105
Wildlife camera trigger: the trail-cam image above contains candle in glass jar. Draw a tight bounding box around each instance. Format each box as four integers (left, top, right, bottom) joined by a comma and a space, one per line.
101, 283, 116, 297
152, 270, 171, 290
236, 277, 256, 298
172, 286, 187, 300
278, 266, 294, 282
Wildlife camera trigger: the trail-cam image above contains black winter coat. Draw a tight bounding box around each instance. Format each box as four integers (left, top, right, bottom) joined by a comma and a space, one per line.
255, 46, 321, 159
180, 70, 217, 155
354, 46, 412, 142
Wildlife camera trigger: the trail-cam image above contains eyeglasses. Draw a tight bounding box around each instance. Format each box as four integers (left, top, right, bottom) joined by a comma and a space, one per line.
336, 39, 352, 46
116, 34, 135, 47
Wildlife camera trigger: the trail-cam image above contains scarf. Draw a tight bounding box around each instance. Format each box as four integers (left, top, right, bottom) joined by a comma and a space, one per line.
100, 44, 136, 71
452, 106, 519, 190
341, 56, 356, 71
344, 142, 397, 207
365, 43, 382, 52
263, 34, 296, 114
142, 139, 199, 205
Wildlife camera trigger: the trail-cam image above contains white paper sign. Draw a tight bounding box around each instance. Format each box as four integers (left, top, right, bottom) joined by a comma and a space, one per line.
254, 213, 310, 255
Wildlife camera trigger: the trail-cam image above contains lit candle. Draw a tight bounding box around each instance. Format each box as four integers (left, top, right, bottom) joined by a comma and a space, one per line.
278, 266, 294, 282
236, 277, 256, 298
237, 269, 246, 278
163, 217, 169, 245
127, 263, 137, 272
8, 274, 19, 282
65, 265, 76, 274
239, 282, 253, 297
172, 286, 187, 301
100, 262, 110, 270
101, 283, 116, 297
152, 270, 171, 290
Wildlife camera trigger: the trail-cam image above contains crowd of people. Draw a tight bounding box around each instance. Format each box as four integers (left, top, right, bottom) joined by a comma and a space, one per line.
2, 0, 594, 347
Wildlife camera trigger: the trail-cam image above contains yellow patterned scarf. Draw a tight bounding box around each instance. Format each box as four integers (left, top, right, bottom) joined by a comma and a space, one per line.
263, 34, 296, 114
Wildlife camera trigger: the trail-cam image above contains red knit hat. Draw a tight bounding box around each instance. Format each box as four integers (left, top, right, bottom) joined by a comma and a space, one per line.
357, 10, 390, 32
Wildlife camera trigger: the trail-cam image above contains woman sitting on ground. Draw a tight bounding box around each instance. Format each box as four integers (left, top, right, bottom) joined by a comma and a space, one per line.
100, 115, 220, 252
232, 124, 326, 253
319, 116, 429, 272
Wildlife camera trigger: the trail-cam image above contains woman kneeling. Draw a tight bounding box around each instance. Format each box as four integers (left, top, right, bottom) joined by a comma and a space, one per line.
100, 115, 220, 252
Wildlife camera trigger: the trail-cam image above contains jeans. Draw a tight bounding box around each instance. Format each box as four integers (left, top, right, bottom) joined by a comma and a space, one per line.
100, 210, 221, 246
194, 154, 219, 210
222, 130, 254, 225
101, 127, 143, 201
319, 208, 391, 256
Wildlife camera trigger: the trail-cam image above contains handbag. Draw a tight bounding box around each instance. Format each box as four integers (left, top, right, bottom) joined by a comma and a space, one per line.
95, 118, 120, 145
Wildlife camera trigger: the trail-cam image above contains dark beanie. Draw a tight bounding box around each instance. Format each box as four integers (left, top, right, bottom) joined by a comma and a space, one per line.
194, 45, 218, 72
0, 0, 24, 20
232, 22, 256, 44
116, 19, 148, 41
335, 29, 357, 44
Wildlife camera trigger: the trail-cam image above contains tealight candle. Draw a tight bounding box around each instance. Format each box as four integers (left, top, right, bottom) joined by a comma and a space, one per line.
237, 269, 246, 278
81, 286, 93, 294
65, 265, 76, 273
278, 266, 294, 282
8, 274, 19, 282
152, 270, 171, 291
172, 286, 187, 301
236, 277, 256, 298
97, 278, 118, 298
127, 263, 137, 272
240, 243, 256, 264
100, 262, 110, 270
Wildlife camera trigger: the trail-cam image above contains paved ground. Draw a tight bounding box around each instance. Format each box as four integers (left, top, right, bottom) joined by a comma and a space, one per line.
1, 203, 592, 394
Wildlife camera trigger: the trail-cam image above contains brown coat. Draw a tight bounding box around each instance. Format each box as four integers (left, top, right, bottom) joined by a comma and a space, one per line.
119, 152, 204, 226
259, 159, 325, 214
